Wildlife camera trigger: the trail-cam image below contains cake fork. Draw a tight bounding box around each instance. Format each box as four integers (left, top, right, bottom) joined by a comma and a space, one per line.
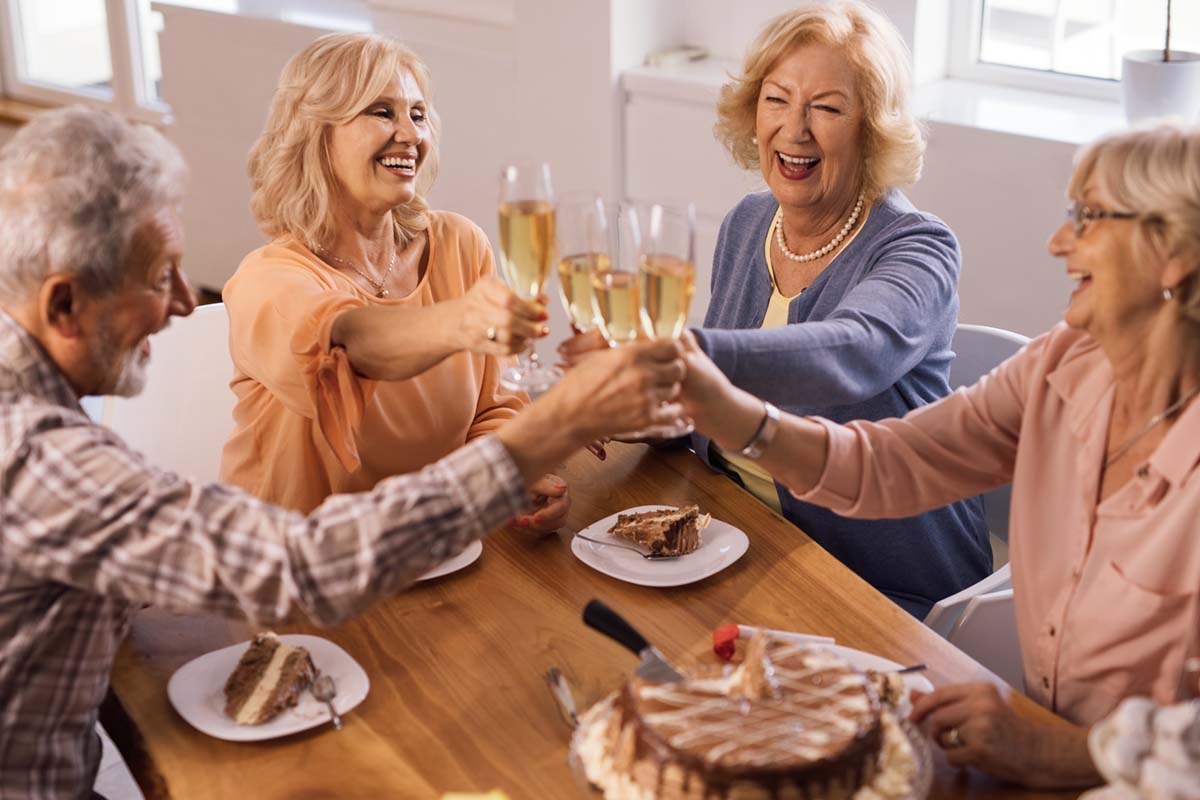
573, 532, 679, 560
311, 673, 343, 731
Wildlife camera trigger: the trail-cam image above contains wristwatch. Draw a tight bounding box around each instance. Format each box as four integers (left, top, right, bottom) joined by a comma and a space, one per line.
739, 401, 780, 459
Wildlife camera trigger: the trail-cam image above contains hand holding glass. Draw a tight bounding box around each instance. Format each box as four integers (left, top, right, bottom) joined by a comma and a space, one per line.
592, 202, 696, 439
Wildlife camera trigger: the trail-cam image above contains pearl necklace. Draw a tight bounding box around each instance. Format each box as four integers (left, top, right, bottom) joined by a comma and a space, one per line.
320, 245, 397, 298
1105, 383, 1200, 468
775, 191, 865, 263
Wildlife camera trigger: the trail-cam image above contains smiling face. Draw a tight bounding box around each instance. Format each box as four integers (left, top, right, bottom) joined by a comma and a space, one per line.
1049, 180, 1159, 339
327, 70, 429, 216
756, 42, 865, 220
81, 207, 196, 397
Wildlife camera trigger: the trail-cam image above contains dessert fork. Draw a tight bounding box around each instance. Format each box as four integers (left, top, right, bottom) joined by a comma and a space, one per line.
311, 673, 343, 731
573, 532, 679, 560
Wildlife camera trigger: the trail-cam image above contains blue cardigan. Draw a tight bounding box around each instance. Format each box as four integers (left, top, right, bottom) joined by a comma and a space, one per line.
691, 190, 991, 618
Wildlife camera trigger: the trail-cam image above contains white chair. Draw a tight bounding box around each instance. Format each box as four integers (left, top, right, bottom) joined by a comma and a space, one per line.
947, 323, 1031, 547
99, 303, 235, 483
923, 323, 1029, 638
947, 588, 1025, 690
923, 562, 1011, 638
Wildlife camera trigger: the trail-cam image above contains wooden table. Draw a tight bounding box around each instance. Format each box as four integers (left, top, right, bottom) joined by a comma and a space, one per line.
106, 443, 1081, 799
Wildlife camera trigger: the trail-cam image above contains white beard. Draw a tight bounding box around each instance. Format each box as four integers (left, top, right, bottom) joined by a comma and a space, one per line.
94, 322, 149, 398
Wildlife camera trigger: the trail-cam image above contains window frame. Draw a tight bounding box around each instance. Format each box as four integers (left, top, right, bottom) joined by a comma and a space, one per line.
948, 0, 1121, 102
0, 0, 169, 124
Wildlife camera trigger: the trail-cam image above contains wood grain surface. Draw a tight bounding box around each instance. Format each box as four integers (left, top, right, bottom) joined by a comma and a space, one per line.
105, 442, 1081, 800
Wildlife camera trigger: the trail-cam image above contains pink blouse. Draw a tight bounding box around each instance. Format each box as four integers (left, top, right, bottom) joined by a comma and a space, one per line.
800, 322, 1200, 726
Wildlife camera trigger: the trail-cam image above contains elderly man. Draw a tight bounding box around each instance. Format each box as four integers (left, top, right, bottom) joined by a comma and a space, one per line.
0, 106, 685, 799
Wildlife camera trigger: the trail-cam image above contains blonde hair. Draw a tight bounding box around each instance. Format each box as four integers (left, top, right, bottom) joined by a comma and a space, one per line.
248, 33, 441, 249
1069, 120, 1200, 324
714, 0, 923, 203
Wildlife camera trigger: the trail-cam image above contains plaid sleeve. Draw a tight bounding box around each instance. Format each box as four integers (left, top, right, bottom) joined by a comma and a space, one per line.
0, 419, 526, 626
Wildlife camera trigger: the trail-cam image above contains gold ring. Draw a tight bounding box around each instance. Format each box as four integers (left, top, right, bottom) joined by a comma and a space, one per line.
486, 327, 497, 342
941, 727, 964, 749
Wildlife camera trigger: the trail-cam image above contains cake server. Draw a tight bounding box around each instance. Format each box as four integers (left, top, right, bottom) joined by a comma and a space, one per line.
583, 599, 684, 683
544, 666, 579, 729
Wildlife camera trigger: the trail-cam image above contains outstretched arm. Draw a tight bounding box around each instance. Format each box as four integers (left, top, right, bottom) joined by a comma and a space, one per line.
695, 220, 960, 407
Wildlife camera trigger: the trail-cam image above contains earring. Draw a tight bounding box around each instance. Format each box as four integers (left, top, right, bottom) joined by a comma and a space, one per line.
1164, 287, 1176, 302
751, 135, 757, 144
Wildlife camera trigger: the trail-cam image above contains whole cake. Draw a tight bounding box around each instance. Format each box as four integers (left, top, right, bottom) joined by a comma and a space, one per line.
576, 636, 921, 799
223, 632, 316, 725
608, 505, 710, 556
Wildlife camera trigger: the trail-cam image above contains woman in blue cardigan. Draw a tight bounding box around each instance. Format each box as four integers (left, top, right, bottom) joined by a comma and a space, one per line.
567, 1, 990, 617
695, 1, 989, 617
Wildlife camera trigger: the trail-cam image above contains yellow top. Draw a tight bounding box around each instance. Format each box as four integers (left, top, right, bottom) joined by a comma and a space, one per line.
710, 204, 870, 513
220, 211, 524, 513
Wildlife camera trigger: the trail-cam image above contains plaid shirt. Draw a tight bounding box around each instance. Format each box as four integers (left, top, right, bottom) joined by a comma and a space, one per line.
0, 312, 526, 799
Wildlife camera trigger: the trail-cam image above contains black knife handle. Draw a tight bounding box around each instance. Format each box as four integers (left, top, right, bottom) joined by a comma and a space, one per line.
583, 599, 648, 655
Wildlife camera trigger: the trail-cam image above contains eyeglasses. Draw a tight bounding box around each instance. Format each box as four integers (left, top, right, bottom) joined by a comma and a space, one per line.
1067, 202, 1139, 237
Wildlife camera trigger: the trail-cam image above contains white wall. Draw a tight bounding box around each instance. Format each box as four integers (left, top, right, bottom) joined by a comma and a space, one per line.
157, 6, 331, 290
907, 123, 1075, 336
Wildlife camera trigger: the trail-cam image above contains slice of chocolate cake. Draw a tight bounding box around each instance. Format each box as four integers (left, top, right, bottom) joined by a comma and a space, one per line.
607, 505, 710, 556
223, 633, 316, 725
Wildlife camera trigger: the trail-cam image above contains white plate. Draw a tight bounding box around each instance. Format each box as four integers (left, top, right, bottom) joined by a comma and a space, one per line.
166, 634, 369, 742
418, 539, 483, 582
827, 644, 934, 715
570, 505, 749, 587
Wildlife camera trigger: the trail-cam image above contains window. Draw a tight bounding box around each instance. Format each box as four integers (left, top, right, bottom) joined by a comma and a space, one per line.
952, 0, 1200, 99
0, 0, 166, 121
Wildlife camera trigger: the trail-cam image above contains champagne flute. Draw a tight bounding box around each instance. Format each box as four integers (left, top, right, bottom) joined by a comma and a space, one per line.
591, 202, 694, 439
556, 194, 610, 334
633, 201, 696, 438
591, 206, 642, 348
497, 162, 561, 393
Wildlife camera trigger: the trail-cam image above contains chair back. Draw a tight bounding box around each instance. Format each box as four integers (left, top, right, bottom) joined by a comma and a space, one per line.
923, 563, 1011, 638
948, 323, 1031, 545
947, 588, 1025, 690
100, 303, 235, 483
922, 323, 1029, 638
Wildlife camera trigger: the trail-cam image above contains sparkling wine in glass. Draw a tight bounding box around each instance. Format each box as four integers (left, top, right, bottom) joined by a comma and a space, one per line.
592, 269, 641, 345
556, 195, 610, 333
633, 202, 696, 438
498, 162, 561, 393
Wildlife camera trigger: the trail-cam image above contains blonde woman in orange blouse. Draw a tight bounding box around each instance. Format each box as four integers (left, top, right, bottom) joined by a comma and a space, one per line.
221, 33, 567, 525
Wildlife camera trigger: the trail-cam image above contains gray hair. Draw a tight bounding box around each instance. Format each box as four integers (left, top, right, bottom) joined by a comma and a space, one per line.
0, 105, 187, 302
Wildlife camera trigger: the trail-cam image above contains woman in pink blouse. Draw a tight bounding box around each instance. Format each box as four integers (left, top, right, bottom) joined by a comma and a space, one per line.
677, 121, 1200, 788
221, 33, 568, 524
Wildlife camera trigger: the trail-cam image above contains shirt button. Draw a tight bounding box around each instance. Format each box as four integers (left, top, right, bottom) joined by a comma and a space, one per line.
1137, 465, 1149, 478
1042, 676, 1050, 689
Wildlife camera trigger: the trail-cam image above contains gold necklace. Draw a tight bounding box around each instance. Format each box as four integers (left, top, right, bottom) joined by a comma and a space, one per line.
320, 245, 398, 298
1105, 384, 1200, 468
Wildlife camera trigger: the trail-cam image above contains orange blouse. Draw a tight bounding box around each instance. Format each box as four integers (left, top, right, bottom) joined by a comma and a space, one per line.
220, 211, 524, 513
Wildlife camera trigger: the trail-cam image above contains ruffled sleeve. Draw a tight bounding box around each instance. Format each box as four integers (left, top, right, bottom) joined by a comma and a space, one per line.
224, 246, 378, 473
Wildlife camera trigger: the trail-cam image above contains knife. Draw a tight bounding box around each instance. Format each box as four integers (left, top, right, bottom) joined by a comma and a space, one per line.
583, 599, 684, 683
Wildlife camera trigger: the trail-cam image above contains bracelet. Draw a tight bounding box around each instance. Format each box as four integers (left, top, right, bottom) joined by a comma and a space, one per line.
738, 401, 780, 459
